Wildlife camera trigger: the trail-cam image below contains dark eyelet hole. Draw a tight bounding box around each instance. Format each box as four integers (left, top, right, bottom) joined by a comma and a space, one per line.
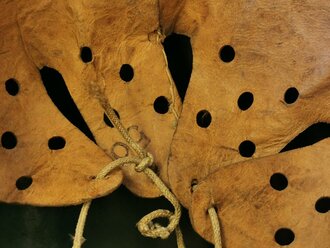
48, 136, 66, 150
150, 164, 160, 176
219, 45, 235, 63
274, 228, 295, 246
239, 140, 255, 157
120, 64, 134, 82
238, 92, 254, 111
196, 110, 212, 128
190, 179, 198, 193
1, 131, 17, 149
284, 87, 299, 104
154, 96, 169, 114
80, 47, 93, 63
206, 206, 219, 215
270, 173, 288, 191
16, 176, 33, 190
315, 197, 329, 213
5, 78, 19, 96
104, 110, 120, 128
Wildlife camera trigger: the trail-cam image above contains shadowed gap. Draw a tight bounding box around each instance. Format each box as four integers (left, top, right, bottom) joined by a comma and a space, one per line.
280, 122, 330, 152
163, 33, 193, 102
39, 66, 96, 143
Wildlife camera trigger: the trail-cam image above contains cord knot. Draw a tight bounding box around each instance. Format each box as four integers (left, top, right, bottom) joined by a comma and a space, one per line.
136, 209, 175, 239
135, 153, 154, 172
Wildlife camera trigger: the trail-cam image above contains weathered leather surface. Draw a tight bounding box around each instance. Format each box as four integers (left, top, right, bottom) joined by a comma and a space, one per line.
0, 1, 124, 206
190, 138, 330, 247
0, 0, 181, 205
167, 0, 330, 207
0, 4, 329, 244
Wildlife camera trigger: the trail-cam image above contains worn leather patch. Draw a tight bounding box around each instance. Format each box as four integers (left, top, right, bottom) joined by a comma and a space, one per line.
0, 0, 181, 205
190, 139, 329, 247
167, 0, 330, 207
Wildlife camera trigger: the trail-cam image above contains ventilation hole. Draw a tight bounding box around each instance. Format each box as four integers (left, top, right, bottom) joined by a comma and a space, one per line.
104, 110, 120, 128
238, 92, 254, 111
1, 131, 17, 149
274, 228, 295, 246
48, 136, 66, 150
196, 110, 212, 128
190, 179, 198, 193
163, 33, 193, 101
280, 122, 330, 152
5, 78, 19, 96
154, 96, 169, 114
39, 67, 95, 142
239, 140, 255, 157
284, 87, 299, 104
80, 47, 93, 63
119, 64, 134, 82
315, 197, 330, 213
219, 45, 235, 63
270, 173, 288, 191
16, 176, 33, 190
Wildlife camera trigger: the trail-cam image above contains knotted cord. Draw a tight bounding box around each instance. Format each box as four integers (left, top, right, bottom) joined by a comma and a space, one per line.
72, 81, 184, 248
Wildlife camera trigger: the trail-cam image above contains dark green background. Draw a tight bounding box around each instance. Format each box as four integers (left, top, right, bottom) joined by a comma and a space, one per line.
0, 186, 211, 248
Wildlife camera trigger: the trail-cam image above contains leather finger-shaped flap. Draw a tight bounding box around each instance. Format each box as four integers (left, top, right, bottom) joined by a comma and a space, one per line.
168, 0, 330, 207
190, 139, 330, 248
0, 1, 126, 206
1, 0, 182, 201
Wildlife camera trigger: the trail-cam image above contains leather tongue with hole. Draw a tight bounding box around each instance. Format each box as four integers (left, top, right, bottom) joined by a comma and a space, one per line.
0, 0, 182, 205
165, 0, 330, 208
0, 40, 123, 206
190, 139, 330, 247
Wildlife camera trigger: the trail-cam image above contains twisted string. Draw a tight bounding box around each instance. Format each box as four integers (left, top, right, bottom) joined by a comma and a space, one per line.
72, 157, 141, 248
72, 81, 184, 247
208, 207, 223, 248
156, 28, 180, 121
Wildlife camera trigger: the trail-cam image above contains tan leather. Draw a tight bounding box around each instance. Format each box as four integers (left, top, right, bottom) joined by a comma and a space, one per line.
0, 48, 123, 206
190, 139, 330, 247
0, 3, 329, 247
0, 0, 181, 205
167, 0, 330, 207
